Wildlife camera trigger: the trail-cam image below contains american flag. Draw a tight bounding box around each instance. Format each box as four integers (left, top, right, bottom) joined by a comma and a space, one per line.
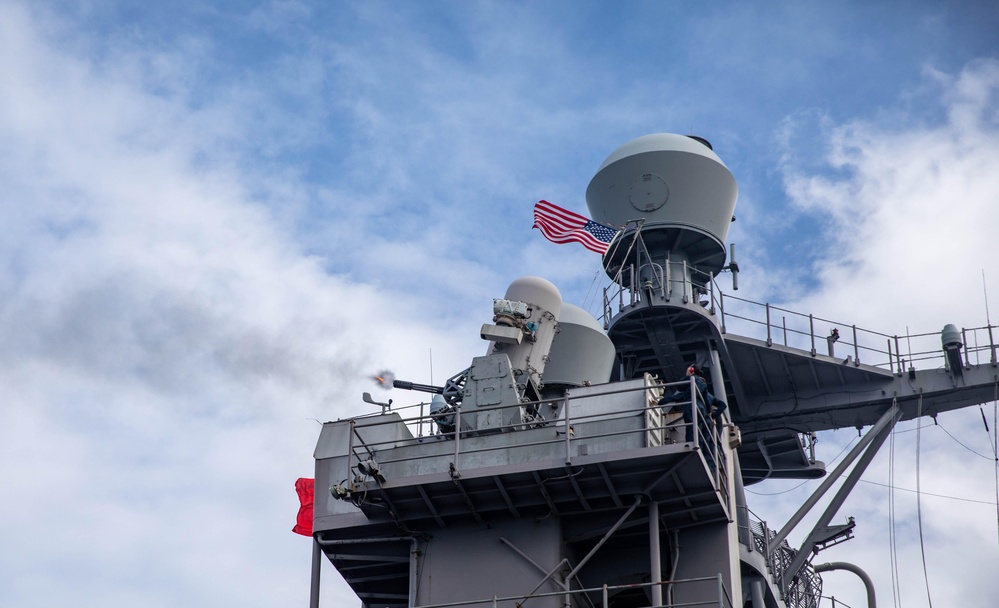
532, 200, 618, 254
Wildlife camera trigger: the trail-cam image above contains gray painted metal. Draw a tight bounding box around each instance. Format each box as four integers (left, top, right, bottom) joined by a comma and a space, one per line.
814, 562, 876, 608
308, 133, 999, 608
649, 501, 663, 607
485, 276, 562, 396
768, 406, 901, 552
586, 133, 738, 254
310, 539, 321, 608
543, 302, 616, 390
586, 134, 737, 279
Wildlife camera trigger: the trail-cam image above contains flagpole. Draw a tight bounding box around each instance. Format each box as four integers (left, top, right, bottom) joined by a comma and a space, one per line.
310, 537, 321, 608
606, 219, 644, 287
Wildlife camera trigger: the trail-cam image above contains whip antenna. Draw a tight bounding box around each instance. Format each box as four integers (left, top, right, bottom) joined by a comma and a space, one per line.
984, 270, 993, 325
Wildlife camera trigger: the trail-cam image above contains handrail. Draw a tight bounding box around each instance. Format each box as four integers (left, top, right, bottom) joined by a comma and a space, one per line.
415, 574, 735, 608
340, 379, 730, 497
333, 386, 741, 608
598, 259, 998, 374
735, 505, 822, 608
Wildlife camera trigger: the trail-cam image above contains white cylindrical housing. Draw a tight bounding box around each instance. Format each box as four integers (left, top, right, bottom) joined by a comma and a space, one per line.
544, 303, 615, 388
586, 133, 738, 278
487, 276, 563, 390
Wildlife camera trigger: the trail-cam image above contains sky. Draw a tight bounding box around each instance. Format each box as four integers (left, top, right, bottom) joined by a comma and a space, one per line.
1, 1, 998, 607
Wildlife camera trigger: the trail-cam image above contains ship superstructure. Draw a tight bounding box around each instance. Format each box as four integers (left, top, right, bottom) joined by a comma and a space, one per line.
307, 134, 998, 608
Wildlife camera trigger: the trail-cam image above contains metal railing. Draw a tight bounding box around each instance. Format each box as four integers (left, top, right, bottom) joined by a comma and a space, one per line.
737, 507, 821, 608
602, 261, 724, 328
600, 260, 998, 374
415, 575, 735, 608
340, 378, 730, 501
722, 292, 998, 373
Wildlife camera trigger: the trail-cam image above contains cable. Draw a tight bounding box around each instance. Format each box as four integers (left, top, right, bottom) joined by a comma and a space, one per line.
993, 387, 999, 558
879, 416, 993, 459
581, 268, 604, 315
857, 479, 997, 505
936, 421, 995, 461
888, 404, 900, 608
746, 479, 810, 496
915, 394, 934, 608
827, 434, 860, 465
746, 435, 859, 496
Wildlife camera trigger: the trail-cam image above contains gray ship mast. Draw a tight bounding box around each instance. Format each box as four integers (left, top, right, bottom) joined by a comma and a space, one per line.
307, 134, 998, 608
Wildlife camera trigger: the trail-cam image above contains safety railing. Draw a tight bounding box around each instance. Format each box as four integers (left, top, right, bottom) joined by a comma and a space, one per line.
340, 378, 730, 499
415, 575, 735, 608
736, 506, 821, 608
599, 260, 998, 374
602, 261, 724, 329
722, 292, 998, 374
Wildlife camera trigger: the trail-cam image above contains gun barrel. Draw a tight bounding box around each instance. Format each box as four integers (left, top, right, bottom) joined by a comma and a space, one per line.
392, 380, 444, 394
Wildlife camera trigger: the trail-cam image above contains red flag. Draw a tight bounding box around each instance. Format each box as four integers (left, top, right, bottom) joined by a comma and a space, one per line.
533, 200, 617, 254
292, 477, 314, 536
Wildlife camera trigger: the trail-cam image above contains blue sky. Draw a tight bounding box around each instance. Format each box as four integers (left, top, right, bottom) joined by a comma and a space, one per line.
2, 2, 998, 607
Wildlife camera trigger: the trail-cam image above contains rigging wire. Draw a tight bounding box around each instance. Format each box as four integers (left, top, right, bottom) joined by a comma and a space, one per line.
857, 479, 997, 505
746, 435, 858, 496
985, 272, 999, 554
581, 268, 604, 315
977, 270, 999, 559
883, 416, 992, 459
993, 384, 999, 557
915, 394, 935, 608
888, 399, 900, 608
745, 479, 810, 496
936, 420, 995, 460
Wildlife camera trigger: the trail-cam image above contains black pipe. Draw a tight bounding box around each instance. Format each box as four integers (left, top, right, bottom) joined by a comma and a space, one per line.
392, 379, 444, 394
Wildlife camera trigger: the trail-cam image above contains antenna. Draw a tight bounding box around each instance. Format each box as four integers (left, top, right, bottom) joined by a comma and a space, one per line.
983, 270, 992, 325
362, 392, 392, 413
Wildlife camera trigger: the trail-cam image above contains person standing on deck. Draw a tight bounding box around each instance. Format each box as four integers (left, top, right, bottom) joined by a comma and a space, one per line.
659, 365, 726, 442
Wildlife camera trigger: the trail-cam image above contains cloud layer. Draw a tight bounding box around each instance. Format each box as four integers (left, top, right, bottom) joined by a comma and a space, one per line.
1, 3, 997, 608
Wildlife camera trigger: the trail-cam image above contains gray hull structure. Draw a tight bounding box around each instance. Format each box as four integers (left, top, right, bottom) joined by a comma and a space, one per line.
309, 134, 998, 608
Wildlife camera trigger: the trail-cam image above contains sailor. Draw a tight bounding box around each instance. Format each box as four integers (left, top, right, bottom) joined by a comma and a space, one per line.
659, 365, 726, 442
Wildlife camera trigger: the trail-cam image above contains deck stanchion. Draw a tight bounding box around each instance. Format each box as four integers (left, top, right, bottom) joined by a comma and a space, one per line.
809, 314, 817, 356
719, 291, 726, 333
989, 323, 997, 366
962, 327, 971, 368
346, 420, 355, 487
691, 375, 699, 449
894, 335, 902, 374
852, 325, 860, 366
766, 303, 772, 346
564, 391, 572, 465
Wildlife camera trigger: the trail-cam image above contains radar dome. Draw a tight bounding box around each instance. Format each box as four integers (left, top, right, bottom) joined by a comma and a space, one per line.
586, 133, 738, 276
503, 276, 562, 319
544, 303, 615, 388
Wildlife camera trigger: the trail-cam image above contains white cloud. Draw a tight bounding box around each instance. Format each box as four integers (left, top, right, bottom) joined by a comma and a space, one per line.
744, 59, 999, 608
0, 5, 474, 607
779, 59, 999, 334
2, 3, 997, 608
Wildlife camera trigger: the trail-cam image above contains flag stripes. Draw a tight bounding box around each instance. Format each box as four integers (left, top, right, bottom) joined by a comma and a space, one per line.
532, 200, 617, 254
